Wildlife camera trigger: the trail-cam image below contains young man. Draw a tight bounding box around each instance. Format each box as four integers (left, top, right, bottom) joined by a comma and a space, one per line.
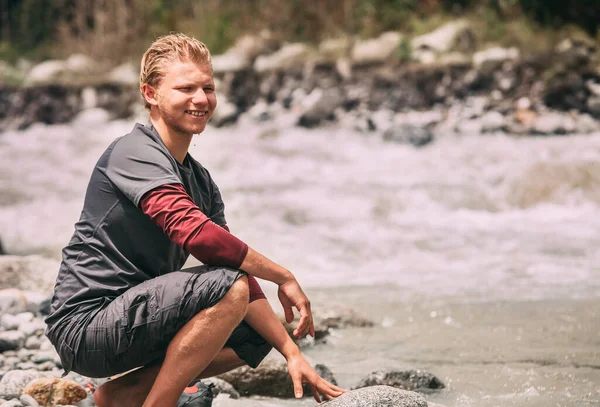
45, 33, 344, 407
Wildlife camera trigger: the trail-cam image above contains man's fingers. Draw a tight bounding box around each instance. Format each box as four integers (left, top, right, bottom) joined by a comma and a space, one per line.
292, 375, 303, 399
294, 309, 312, 338
310, 384, 321, 403
284, 305, 294, 324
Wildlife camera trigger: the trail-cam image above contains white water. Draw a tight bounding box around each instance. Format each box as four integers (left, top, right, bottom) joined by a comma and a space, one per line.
1, 112, 599, 406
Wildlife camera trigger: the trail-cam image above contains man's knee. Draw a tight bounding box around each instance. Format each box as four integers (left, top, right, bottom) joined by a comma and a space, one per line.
219, 274, 249, 317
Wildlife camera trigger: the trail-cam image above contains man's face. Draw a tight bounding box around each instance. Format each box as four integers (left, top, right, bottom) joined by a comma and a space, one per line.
150, 59, 217, 137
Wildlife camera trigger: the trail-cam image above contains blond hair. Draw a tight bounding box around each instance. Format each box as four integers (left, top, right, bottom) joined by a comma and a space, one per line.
140, 33, 212, 110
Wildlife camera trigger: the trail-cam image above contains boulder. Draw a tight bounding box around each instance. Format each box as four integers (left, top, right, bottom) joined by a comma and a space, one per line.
411, 20, 474, 55
254, 43, 313, 73
0, 289, 28, 315
65, 54, 96, 76
480, 111, 506, 132
351, 32, 402, 65
382, 124, 434, 147
213, 33, 274, 74
0, 370, 46, 399
473, 47, 520, 73
25, 61, 67, 85
319, 385, 427, 407
107, 62, 138, 86
353, 370, 445, 393
202, 378, 239, 399
0, 331, 26, 352
0, 255, 60, 293
1, 313, 34, 331
533, 111, 576, 135
318, 37, 352, 62
210, 97, 239, 127
19, 394, 40, 406
297, 88, 344, 128
22, 378, 87, 407
218, 357, 338, 399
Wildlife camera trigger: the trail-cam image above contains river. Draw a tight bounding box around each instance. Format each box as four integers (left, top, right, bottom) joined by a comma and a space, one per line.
0, 111, 598, 406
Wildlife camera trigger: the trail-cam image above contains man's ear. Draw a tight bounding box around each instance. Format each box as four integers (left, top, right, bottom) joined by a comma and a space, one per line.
141, 83, 159, 107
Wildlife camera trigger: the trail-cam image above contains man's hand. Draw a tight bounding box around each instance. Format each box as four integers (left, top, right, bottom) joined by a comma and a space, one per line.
278, 278, 315, 338
287, 352, 346, 402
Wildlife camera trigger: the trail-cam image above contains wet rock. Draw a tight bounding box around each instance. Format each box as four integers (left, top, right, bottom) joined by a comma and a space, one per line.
202, 378, 239, 399
22, 378, 87, 407
351, 32, 402, 66
37, 299, 51, 317
319, 385, 427, 407
382, 124, 434, 147
0, 256, 60, 293
297, 88, 344, 128
0, 331, 26, 352
254, 43, 313, 73
218, 357, 337, 399
0, 370, 46, 399
353, 370, 445, 393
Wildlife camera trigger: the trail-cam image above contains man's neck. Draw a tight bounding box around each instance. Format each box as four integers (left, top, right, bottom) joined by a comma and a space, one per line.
149, 114, 191, 164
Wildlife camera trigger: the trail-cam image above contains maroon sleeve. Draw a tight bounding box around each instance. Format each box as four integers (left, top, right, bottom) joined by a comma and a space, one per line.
220, 226, 266, 303
140, 183, 248, 269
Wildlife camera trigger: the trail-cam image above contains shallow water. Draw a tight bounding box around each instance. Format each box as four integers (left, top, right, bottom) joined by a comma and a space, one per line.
1, 112, 599, 406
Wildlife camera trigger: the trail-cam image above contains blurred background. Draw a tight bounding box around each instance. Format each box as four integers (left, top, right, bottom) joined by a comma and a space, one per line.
0, 1, 599, 407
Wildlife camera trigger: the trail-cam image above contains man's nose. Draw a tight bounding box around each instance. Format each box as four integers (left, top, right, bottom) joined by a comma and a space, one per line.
192, 89, 208, 105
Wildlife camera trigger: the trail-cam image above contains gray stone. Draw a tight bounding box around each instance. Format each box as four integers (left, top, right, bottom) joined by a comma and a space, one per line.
65, 54, 96, 76
218, 357, 336, 399
533, 111, 576, 134
1, 399, 24, 407
382, 124, 434, 147
0, 290, 27, 316
473, 47, 519, 73
3, 357, 20, 370
588, 96, 600, 118
297, 88, 344, 128
15, 364, 37, 372
354, 370, 445, 393
0, 256, 60, 293
202, 378, 239, 399
1, 314, 33, 331
411, 20, 474, 54
210, 97, 239, 127
25, 60, 67, 85
0, 331, 26, 352
30, 351, 60, 365
0, 370, 46, 399
17, 320, 46, 338
107, 63, 138, 86
19, 394, 40, 406
24, 337, 41, 351
480, 111, 506, 132
351, 32, 402, 65
319, 386, 426, 407
254, 43, 313, 73
213, 33, 274, 74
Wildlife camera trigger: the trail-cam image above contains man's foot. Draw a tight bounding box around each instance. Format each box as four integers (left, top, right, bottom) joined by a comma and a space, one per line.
177, 382, 214, 407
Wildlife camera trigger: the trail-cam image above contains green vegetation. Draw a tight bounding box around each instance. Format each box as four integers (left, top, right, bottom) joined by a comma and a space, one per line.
0, 0, 598, 64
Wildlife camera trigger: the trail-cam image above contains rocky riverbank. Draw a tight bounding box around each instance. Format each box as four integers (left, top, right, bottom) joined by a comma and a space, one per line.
1, 22, 600, 140
0, 255, 445, 406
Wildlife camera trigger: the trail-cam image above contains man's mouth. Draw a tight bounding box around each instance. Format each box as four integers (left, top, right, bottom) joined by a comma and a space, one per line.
185, 110, 207, 117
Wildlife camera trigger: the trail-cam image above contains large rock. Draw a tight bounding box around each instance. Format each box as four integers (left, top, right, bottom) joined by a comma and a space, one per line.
382, 124, 434, 147
22, 378, 87, 407
213, 33, 274, 74
297, 88, 344, 128
473, 47, 520, 73
65, 54, 96, 76
351, 32, 402, 65
107, 62, 138, 86
218, 357, 338, 398
319, 386, 427, 407
318, 37, 352, 62
254, 43, 313, 73
202, 377, 239, 399
411, 20, 474, 55
0, 331, 26, 352
0, 256, 60, 293
0, 289, 28, 315
533, 111, 576, 134
354, 370, 445, 393
25, 61, 67, 85
0, 370, 46, 399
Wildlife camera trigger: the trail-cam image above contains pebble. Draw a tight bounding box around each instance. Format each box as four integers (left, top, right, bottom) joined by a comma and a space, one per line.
0, 369, 46, 400
1, 313, 34, 331
19, 394, 40, 406
0, 331, 26, 352
24, 337, 40, 350
17, 321, 46, 338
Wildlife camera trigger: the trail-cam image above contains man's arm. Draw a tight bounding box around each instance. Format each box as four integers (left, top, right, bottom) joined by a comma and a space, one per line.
244, 298, 346, 402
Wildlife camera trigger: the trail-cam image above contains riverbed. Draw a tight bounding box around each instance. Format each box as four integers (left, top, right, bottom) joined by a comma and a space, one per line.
0, 112, 598, 406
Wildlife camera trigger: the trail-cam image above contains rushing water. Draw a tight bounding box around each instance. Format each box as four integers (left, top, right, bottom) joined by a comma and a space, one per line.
1, 111, 599, 406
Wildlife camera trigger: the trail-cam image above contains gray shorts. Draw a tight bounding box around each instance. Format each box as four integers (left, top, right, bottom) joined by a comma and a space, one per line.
70, 265, 272, 378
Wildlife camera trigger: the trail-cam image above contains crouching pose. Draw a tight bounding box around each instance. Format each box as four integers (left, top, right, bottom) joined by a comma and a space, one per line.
45, 33, 345, 407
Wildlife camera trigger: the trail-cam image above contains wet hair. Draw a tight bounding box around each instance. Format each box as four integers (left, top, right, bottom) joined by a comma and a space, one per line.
140, 33, 212, 110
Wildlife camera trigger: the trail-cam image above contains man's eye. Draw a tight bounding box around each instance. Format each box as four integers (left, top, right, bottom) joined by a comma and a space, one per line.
179, 87, 193, 91
204, 87, 214, 92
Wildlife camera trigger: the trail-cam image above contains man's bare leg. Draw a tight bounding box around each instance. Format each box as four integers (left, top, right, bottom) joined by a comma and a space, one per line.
94, 347, 246, 407
94, 276, 249, 407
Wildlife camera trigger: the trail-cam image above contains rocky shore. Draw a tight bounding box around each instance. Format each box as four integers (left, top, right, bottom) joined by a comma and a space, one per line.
1, 22, 600, 142
0, 255, 445, 406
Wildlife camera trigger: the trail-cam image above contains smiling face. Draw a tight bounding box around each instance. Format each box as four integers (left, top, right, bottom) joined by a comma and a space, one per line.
143, 59, 217, 138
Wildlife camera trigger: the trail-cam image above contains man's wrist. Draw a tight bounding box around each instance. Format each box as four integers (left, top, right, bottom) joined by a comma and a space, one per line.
280, 341, 301, 360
